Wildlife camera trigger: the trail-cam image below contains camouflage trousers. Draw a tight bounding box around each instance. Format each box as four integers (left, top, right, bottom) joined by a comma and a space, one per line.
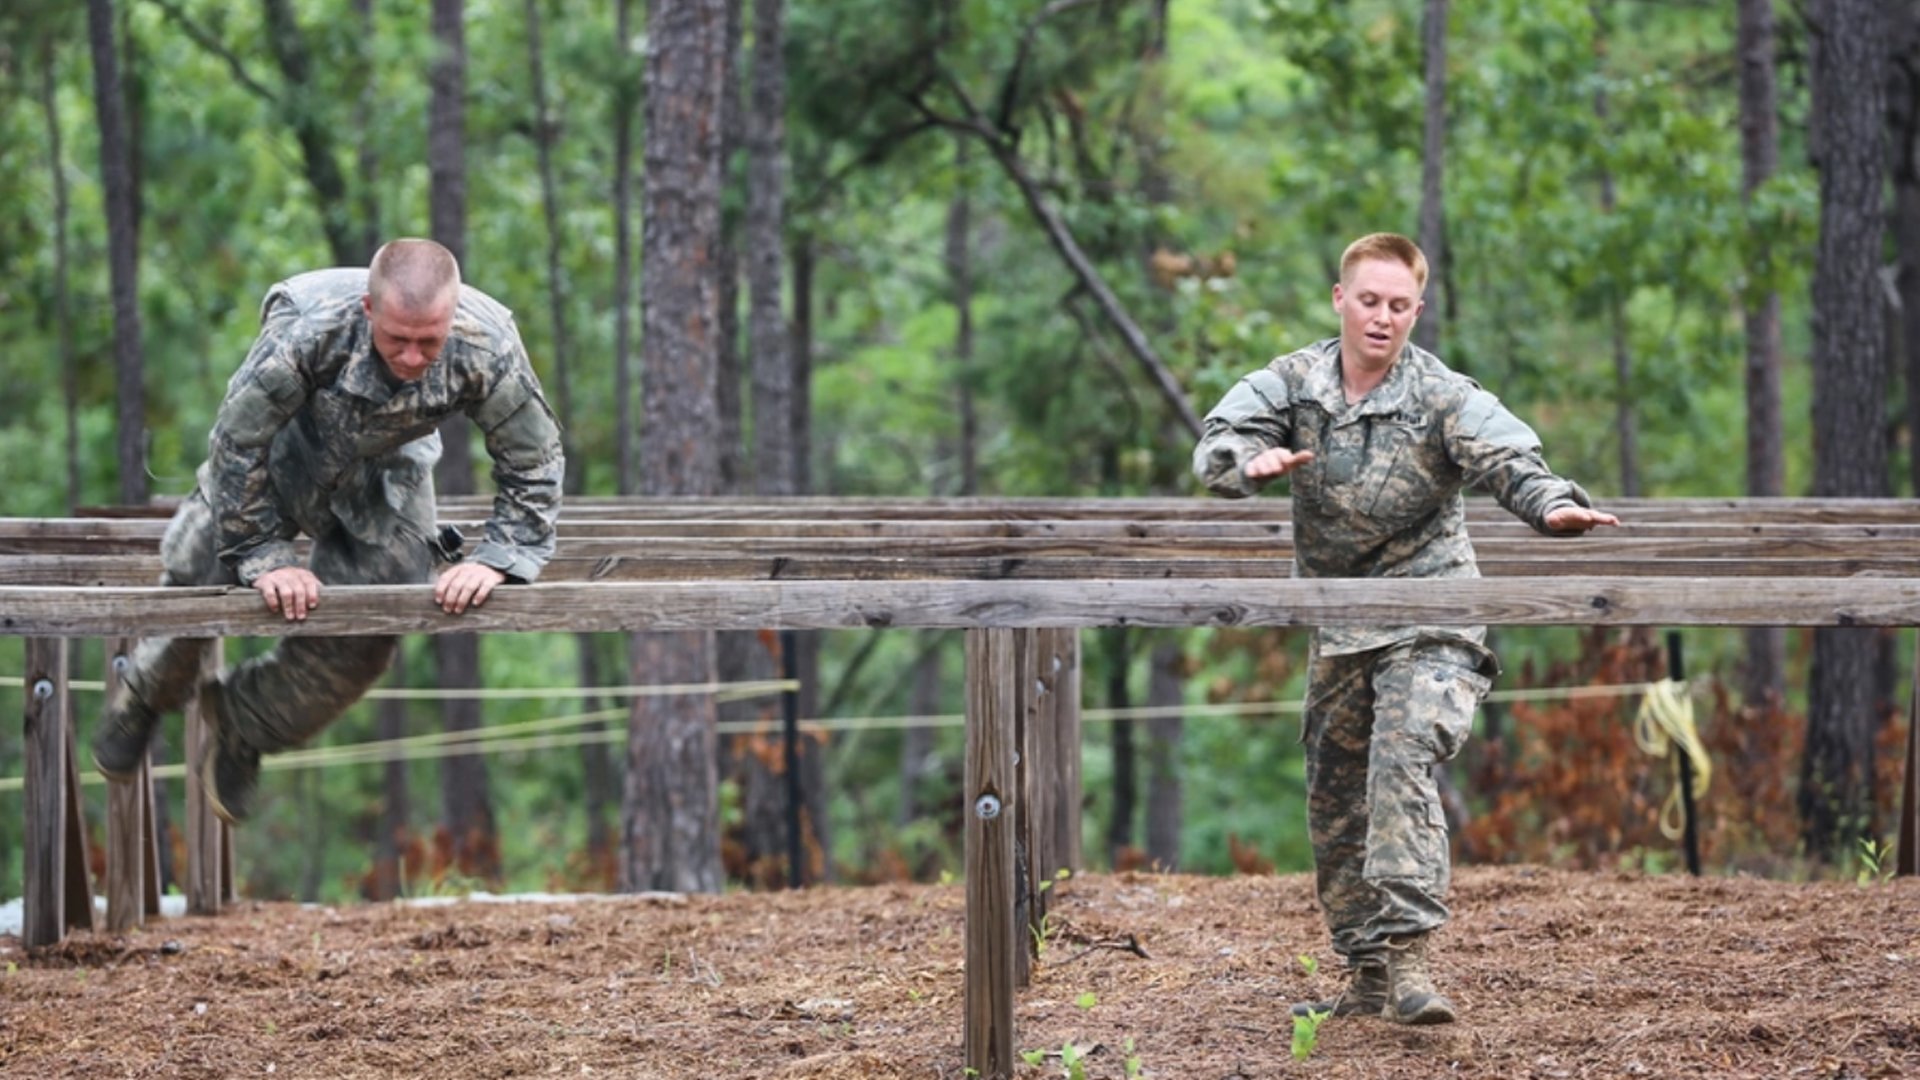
1303, 637, 1492, 961
122, 482, 438, 754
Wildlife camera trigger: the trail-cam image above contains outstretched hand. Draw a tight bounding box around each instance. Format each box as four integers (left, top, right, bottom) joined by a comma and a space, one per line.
1544, 506, 1621, 534
435, 561, 508, 615
1244, 447, 1316, 480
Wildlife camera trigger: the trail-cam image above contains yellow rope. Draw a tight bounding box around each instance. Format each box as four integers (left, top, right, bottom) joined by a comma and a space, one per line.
1632, 678, 1711, 840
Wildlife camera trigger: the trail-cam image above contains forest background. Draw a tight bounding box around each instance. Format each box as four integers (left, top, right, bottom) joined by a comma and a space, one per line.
0, 0, 1914, 905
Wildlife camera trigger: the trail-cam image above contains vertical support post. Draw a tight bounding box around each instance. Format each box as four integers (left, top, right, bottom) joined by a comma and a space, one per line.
964, 628, 1018, 1080
105, 638, 158, 932
1900, 629, 1919, 877
184, 639, 230, 914
1012, 628, 1040, 986
23, 638, 71, 947
62, 718, 96, 931
1049, 629, 1083, 874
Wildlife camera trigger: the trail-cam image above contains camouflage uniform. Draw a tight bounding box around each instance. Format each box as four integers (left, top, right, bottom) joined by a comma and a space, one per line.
122, 268, 564, 754
1194, 337, 1592, 962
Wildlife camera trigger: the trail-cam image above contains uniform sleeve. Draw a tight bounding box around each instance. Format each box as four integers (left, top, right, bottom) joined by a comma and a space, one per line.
1192, 364, 1292, 499
1447, 389, 1593, 534
207, 305, 312, 583
466, 341, 564, 583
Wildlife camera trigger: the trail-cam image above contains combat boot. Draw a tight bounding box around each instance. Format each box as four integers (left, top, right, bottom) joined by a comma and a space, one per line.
195, 680, 261, 825
93, 681, 160, 781
1382, 932, 1456, 1025
1290, 957, 1388, 1019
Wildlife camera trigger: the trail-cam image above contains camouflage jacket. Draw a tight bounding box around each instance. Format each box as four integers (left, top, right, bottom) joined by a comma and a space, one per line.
1192, 338, 1593, 657
200, 268, 564, 585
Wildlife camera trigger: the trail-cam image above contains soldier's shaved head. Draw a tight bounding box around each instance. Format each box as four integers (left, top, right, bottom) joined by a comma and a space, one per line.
368, 239, 461, 314
1339, 233, 1428, 292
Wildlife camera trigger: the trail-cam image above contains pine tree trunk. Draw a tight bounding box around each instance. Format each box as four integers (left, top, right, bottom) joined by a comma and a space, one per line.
1413, 0, 1448, 354
1738, 0, 1787, 706
87, 0, 147, 506
716, 0, 745, 494
623, 0, 727, 894
613, 0, 639, 495
41, 38, 80, 511
1803, 0, 1891, 860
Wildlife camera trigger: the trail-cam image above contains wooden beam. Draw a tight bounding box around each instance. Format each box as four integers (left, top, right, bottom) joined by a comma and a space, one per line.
1046, 629, 1083, 875
14, 550, 1920, 587
22, 638, 69, 947
11, 577, 1920, 637
104, 638, 153, 933
964, 628, 1017, 1080
184, 641, 230, 916
62, 717, 95, 932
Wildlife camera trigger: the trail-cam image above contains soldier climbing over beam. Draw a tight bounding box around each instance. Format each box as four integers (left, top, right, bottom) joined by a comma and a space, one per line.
1194, 233, 1618, 1026
93, 238, 564, 825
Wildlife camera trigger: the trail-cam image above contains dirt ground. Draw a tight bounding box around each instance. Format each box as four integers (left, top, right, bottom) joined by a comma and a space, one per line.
4, 865, 1919, 1079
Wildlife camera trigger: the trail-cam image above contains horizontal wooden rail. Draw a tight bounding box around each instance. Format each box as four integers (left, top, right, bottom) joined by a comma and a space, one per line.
7, 576, 1920, 636
8, 552, 1920, 587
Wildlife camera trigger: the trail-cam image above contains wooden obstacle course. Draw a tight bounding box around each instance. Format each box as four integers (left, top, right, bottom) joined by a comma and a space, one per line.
8, 494, 1920, 1080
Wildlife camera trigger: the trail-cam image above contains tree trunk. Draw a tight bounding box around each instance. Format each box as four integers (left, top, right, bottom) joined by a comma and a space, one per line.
1144, 636, 1183, 871
948, 138, 979, 495
367, 646, 412, 901
41, 38, 81, 511
355, 0, 380, 262
424, 0, 494, 882
614, 0, 639, 496
259, 0, 359, 266
748, 0, 793, 496
1739, 0, 1786, 706
1591, 7, 1640, 497
1803, 0, 1891, 860
1103, 627, 1136, 864
791, 230, 814, 494
716, 0, 745, 493
525, 0, 575, 488
1413, 0, 1448, 354
623, 0, 727, 894
87, 0, 147, 507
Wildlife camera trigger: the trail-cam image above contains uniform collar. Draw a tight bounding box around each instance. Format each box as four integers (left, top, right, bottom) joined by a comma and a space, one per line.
1298, 338, 1417, 420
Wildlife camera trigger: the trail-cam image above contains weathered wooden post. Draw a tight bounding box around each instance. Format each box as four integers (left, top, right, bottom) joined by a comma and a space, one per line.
104, 638, 164, 932
23, 638, 94, 946
183, 640, 232, 913
965, 627, 1018, 1080
1048, 628, 1083, 875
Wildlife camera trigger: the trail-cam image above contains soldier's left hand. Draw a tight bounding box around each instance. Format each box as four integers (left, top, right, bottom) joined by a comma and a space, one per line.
435, 562, 508, 614
1543, 506, 1621, 534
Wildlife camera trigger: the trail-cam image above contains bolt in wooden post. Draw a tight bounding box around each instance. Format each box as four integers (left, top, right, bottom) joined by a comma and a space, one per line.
965, 627, 1018, 1080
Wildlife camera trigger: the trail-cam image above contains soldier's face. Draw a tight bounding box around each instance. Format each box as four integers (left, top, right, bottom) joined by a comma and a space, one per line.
364, 294, 455, 382
1332, 258, 1424, 369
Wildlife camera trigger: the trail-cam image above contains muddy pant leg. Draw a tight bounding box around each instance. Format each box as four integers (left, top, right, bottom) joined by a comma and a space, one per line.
123, 491, 236, 713
1360, 642, 1491, 945
219, 474, 439, 753
1304, 649, 1385, 962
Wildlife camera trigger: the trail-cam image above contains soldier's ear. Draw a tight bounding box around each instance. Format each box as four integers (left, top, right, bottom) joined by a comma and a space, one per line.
361, 294, 374, 318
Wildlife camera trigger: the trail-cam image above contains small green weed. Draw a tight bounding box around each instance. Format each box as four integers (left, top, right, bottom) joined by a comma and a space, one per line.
1074, 991, 1097, 1010
1291, 1007, 1330, 1061
1296, 953, 1318, 977
1857, 837, 1894, 886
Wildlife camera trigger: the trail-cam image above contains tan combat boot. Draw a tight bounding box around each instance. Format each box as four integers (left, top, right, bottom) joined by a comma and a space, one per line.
1290, 957, 1388, 1019
1381, 932, 1456, 1025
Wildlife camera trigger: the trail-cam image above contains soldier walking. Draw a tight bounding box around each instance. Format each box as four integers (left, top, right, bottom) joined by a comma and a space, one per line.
1193, 233, 1618, 1024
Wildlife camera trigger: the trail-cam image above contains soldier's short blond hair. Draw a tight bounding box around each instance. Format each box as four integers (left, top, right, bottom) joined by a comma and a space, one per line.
1339, 233, 1428, 291
368, 239, 461, 314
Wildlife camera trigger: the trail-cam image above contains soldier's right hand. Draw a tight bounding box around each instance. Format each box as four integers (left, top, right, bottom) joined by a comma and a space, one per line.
253, 566, 323, 622
1244, 447, 1316, 480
